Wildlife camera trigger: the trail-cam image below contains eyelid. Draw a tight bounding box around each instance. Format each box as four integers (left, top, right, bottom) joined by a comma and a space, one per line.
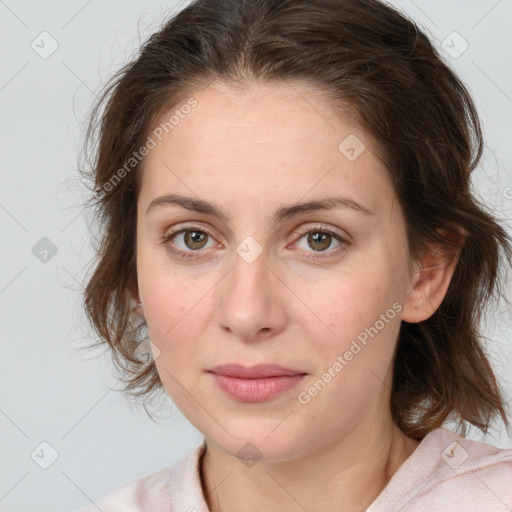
161, 221, 217, 240
292, 223, 350, 242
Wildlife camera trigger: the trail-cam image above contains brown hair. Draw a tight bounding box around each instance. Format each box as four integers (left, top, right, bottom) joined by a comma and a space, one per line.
79, 0, 512, 439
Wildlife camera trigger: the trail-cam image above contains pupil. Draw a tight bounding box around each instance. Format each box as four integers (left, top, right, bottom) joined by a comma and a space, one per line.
309, 232, 330, 251
187, 231, 206, 249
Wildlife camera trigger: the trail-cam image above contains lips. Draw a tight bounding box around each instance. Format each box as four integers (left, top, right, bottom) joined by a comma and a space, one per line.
206, 363, 307, 402
207, 363, 306, 378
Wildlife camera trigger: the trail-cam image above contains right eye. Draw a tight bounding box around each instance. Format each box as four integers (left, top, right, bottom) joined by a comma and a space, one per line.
160, 226, 218, 258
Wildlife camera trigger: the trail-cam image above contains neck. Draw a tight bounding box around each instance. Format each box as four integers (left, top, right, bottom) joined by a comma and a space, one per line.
200, 415, 421, 512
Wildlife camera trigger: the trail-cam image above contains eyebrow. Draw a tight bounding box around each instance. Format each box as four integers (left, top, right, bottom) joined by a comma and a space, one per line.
146, 193, 374, 224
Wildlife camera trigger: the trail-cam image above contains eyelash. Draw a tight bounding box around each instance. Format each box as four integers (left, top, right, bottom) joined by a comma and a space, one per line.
159, 224, 350, 260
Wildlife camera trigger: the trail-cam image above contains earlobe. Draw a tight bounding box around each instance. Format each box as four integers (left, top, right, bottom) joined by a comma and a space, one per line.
401, 231, 466, 323
136, 298, 145, 319
130, 294, 145, 320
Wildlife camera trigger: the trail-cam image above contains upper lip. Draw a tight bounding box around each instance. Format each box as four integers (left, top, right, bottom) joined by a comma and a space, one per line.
207, 363, 306, 378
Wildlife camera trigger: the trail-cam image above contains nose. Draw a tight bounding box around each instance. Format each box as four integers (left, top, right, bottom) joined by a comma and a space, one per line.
216, 247, 287, 341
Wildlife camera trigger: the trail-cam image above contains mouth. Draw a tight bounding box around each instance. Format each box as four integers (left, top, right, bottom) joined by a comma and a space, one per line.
206, 363, 307, 402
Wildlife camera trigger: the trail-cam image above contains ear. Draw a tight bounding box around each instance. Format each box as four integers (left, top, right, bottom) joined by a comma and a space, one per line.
401, 228, 466, 323
128, 283, 145, 320
133, 296, 145, 320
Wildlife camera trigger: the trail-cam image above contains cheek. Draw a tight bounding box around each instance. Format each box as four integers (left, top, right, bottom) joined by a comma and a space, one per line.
138, 273, 209, 403
295, 266, 399, 344
137, 242, 204, 327
296, 269, 403, 408
136, 257, 201, 350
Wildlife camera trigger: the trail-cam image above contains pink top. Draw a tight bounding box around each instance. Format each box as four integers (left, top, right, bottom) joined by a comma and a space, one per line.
73, 427, 512, 511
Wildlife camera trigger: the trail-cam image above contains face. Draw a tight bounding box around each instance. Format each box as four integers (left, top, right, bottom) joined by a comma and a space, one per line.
135, 80, 416, 461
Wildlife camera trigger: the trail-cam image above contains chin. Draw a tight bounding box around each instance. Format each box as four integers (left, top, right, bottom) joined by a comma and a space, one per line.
204, 419, 309, 464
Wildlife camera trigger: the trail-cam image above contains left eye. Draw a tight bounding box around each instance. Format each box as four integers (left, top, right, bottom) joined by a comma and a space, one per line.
295, 229, 344, 254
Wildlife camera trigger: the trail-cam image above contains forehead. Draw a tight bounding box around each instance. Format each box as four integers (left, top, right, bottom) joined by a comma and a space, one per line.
153, 79, 360, 154
139, 80, 394, 215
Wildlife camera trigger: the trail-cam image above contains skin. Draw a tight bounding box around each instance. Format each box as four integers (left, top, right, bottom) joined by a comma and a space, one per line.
134, 79, 461, 511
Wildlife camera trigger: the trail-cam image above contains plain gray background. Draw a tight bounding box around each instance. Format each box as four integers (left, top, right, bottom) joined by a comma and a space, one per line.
1, 1, 511, 510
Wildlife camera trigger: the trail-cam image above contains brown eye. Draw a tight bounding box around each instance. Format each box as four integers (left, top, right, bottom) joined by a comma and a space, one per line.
306, 232, 332, 251
293, 226, 349, 260
162, 226, 217, 259
182, 230, 209, 250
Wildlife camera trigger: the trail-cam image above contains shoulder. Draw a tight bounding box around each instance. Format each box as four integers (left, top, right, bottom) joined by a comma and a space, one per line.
71, 465, 176, 512
403, 427, 512, 511
71, 442, 207, 512
369, 427, 512, 511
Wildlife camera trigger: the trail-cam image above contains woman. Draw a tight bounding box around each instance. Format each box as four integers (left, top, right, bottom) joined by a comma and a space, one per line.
74, 0, 512, 510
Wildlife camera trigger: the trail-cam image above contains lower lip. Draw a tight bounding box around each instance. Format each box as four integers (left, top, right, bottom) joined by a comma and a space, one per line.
209, 373, 306, 402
